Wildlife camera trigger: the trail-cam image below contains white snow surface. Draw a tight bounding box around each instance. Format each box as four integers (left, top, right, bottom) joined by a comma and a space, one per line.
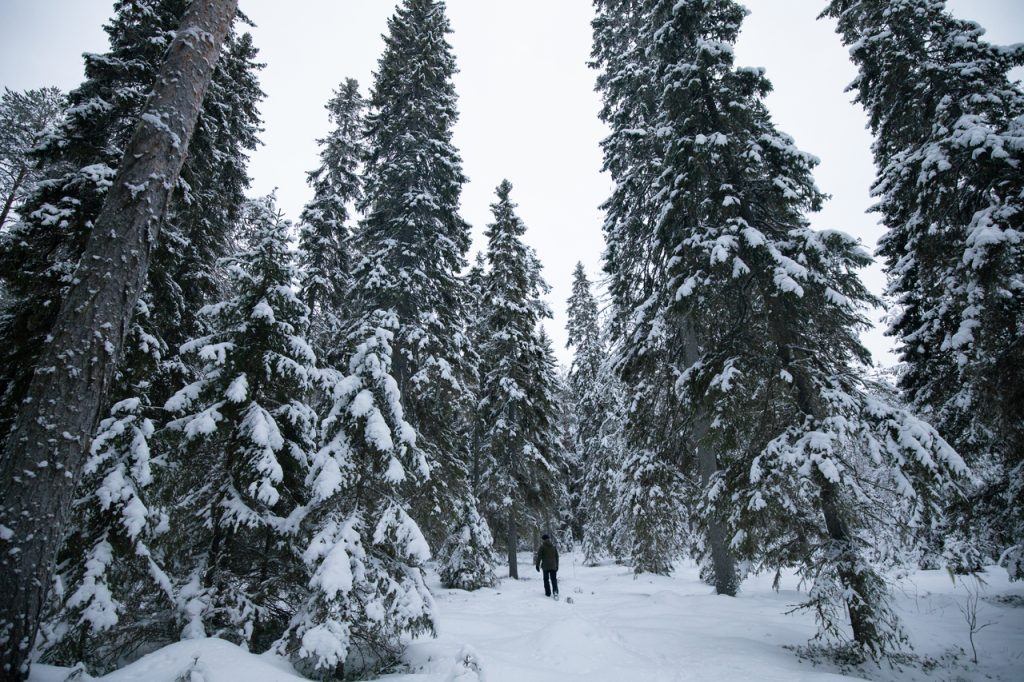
30, 555, 1024, 682
29, 638, 307, 682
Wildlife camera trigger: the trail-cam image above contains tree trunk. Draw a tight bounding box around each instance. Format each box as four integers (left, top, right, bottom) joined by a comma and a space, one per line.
815, 472, 878, 647
0, 166, 26, 230
766, 310, 879, 649
507, 509, 519, 579
681, 318, 738, 596
696, 438, 739, 596
0, 3, 237, 678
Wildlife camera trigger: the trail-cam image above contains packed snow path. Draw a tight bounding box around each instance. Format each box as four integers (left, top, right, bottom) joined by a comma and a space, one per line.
389, 553, 1024, 682
397, 555, 853, 682
30, 552, 1024, 681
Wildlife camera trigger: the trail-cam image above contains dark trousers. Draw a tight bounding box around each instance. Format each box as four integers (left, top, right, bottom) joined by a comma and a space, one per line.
543, 569, 558, 596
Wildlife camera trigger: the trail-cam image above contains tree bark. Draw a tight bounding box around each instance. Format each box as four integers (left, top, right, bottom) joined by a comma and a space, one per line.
814, 471, 878, 646
507, 509, 519, 579
0, 3, 237, 678
695, 436, 739, 596
680, 318, 738, 596
766, 311, 878, 648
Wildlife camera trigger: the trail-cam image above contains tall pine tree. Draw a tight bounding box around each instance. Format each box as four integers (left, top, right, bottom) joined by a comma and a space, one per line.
463, 251, 489, 496
476, 181, 560, 578
1, 1, 242, 674
349, 0, 474, 547
25, 1, 263, 668
596, 0, 969, 658
562, 265, 634, 565
564, 263, 608, 550
592, 0, 723, 583
577, 365, 630, 565
822, 0, 1024, 580
536, 328, 573, 541
298, 78, 366, 364
162, 197, 318, 652
566, 263, 603, 404
591, 0, 663, 343
0, 0, 263, 444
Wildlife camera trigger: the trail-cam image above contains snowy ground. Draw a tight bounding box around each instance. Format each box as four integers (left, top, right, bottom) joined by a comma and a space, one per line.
30, 553, 1024, 682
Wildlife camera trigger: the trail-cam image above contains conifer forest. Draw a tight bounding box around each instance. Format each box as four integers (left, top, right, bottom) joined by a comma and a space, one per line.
0, 1, 1021, 681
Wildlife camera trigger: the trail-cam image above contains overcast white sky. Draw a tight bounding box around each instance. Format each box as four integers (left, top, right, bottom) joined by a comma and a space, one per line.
1, 1, 1021, 366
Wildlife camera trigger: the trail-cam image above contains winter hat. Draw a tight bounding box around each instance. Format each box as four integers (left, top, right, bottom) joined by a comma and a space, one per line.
541, 534, 549, 540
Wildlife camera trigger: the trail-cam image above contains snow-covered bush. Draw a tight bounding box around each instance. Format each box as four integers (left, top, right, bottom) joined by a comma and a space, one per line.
446, 644, 486, 682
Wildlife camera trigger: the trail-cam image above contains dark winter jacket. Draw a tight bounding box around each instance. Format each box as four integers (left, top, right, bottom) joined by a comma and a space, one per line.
535, 540, 559, 571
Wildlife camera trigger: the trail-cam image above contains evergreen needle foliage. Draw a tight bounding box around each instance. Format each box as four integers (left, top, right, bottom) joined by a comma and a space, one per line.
350, 0, 475, 548
476, 181, 563, 577
593, 0, 970, 659
4, 1, 1016, 677
823, 0, 1024, 581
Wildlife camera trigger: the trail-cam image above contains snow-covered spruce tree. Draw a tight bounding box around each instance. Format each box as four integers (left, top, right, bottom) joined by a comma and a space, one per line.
567, 357, 630, 566
162, 197, 318, 652
609, 0, 968, 658
564, 265, 595, 538
822, 0, 1024, 580
298, 78, 366, 365
463, 252, 489, 493
451, 252, 499, 582
614, 448, 689, 576
592, 0, 718, 583
591, 0, 663, 343
279, 309, 434, 679
1, 0, 240, 674
551, 362, 582, 546
476, 181, 560, 579
563, 267, 635, 564
465, 252, 488, 340
537, 328, 574, 541
578, 364, 631, 566
565, 263, 609, 551
350, 0, 474, 547
0, 0, 263, 443
30, 4, 264, 667
0, 86, 65, 230
566, 263, 604, 399
438, 499, 498, 591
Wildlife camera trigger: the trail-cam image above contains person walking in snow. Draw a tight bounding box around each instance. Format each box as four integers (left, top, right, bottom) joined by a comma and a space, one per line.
534, 534, 559, 598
